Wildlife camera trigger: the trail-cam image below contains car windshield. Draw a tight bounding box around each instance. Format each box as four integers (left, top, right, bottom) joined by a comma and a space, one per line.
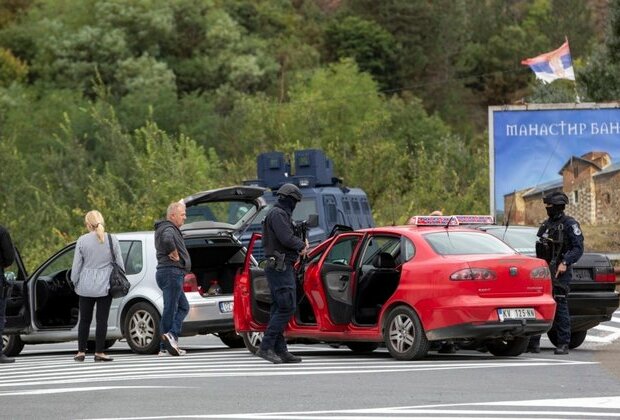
250, 197, 318, 225
424, 231, 517, 255
185, 200, 255, 225
484, 228, 538, 255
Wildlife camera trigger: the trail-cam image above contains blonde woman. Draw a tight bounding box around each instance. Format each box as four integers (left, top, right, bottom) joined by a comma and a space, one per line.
71, 210, 124, 362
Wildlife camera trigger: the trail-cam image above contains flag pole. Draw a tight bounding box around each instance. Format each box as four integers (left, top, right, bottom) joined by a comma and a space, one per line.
566, 36, 580, 103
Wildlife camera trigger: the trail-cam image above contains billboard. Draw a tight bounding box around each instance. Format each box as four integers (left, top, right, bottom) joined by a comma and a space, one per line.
489, 103, 620, 226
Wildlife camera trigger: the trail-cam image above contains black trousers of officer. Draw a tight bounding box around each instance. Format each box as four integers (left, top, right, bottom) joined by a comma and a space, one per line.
529, 268, 572, 347
260, 264, 296, 354
551, 269, 572, 345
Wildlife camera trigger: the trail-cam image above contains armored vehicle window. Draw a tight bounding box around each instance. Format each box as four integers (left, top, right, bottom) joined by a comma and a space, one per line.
343, 198, 351, 212
352, 199, 361, 214
324, 195, 337, 224
292, 198, 318, 222
361, 199, 371, 214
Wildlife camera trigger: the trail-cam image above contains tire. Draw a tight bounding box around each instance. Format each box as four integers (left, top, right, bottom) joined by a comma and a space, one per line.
241, 332, 264, 354
486, 336, 529, 356
86, 339, 117, 352
383, 305, 429, 360
124, 302, 161, 354
547, 328, 587, 349
218, 331, 245, 348
345, 342, 379, 354
2, 335, 24, 357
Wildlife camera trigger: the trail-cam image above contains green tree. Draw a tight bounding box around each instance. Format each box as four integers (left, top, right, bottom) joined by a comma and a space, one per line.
324, 16, 398, 89
0, 47, 27, 86
581, 0, 620, 101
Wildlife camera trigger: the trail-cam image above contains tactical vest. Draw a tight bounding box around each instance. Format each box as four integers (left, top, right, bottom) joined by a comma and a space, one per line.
535, 216, 570, 263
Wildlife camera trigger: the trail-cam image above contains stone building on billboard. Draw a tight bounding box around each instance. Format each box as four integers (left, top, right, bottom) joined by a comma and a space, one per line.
504, 151, 620, 226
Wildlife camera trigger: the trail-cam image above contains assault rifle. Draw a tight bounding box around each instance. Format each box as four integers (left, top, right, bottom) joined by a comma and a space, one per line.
294, 214, 319, 286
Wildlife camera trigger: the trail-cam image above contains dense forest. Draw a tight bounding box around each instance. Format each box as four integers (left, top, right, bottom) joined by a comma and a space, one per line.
1, 0, 619, 266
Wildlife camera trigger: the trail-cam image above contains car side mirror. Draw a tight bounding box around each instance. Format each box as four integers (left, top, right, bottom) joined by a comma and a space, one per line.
307, 214, 319, 228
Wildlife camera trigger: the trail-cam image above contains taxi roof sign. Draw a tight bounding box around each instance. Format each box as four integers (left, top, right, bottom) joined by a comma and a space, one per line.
407, 215, 495, 226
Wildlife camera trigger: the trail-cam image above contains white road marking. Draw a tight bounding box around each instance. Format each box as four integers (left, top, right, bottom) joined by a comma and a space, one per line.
0, 348, 593, 390
583, 309, 620, 345
592, 324, 620, 333
0, 386, 184, 397
80, 395, 620, 419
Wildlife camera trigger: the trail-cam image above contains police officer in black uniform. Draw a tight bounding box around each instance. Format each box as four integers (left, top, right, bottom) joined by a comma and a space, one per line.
256, 183, 308, 364
528, 191, 584, 355
0, 224, 16, 363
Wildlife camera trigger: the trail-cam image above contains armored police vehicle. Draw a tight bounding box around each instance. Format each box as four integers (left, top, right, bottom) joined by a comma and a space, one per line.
241, 149, 374, 260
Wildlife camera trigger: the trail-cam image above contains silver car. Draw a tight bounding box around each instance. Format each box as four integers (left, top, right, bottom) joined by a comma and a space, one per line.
2, 186, 266, 355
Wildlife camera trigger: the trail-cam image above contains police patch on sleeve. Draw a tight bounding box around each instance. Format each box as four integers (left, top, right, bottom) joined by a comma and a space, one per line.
572, 224, 582, 236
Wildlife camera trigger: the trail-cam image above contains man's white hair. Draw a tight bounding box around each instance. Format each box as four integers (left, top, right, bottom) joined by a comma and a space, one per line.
167, 201, 186, 218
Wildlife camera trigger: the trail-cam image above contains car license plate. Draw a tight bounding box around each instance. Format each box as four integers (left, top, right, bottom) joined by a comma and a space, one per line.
498, 308, 535, 321
219, 301, 234, 313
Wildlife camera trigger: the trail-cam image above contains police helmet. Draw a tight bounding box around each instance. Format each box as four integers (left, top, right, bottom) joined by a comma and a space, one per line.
543, 191, 569, 205
276, 183, 302, 202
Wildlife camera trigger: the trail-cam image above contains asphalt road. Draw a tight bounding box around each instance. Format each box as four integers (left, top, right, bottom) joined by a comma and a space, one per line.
2, 313, 619, 420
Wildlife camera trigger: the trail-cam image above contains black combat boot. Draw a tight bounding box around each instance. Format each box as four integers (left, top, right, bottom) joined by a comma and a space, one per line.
0, 354, 15, 363
256, 349, 283, 364
277, 351, 302, 363
554, 344, 569, 355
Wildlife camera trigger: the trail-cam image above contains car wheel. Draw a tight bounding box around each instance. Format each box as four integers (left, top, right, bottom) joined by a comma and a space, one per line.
345, 342, 379, 354
2, 335, 24, 357
124, 302, 161, 354
383, 305, 429, 360
86, 339, 117, 352
241, 332, 264, 354
218, 331, 245, 348
547, 328, 587, 349
486, 336, 529, 356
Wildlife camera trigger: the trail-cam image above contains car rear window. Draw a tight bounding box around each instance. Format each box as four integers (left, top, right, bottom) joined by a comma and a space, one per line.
424, 231, 516, 255
485, 228, 537, 254
186, 200, 255, 225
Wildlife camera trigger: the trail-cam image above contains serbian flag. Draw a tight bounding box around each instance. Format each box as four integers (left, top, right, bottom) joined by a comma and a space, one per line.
521, 39, 575, 84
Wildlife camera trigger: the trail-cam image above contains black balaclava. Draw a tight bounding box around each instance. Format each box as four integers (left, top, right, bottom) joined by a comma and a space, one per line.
546, 204, 565, 220
277, 195, 298, 213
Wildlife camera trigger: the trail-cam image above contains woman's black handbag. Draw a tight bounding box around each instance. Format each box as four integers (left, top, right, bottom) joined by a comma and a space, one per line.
107, 233, 130, 298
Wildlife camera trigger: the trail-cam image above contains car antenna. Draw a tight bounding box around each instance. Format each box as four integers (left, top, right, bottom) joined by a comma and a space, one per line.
444, 215, 456, 229
502, 190, 516, 241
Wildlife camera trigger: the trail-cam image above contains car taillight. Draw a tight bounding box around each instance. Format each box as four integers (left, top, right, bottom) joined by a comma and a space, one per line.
530, 266, 550, 279
183, 273, 198, 292
595, 267, 616, 283
450, 268, 496, 281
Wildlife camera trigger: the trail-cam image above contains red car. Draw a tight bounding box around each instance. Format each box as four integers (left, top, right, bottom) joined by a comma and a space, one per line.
234, 215, 556, 360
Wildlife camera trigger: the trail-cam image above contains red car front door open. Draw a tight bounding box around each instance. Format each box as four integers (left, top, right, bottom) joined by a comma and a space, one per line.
313, 233, 364, 327
234, 232, 367, 333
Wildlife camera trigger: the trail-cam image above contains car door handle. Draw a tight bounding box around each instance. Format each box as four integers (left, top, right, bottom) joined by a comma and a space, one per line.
338, 275, 348, 291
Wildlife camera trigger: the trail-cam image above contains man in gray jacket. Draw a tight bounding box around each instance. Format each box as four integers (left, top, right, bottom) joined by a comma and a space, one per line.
155, 201, 191, 356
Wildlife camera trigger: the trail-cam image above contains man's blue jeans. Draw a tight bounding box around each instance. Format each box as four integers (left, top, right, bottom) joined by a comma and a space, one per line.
156, 266, 189, 351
